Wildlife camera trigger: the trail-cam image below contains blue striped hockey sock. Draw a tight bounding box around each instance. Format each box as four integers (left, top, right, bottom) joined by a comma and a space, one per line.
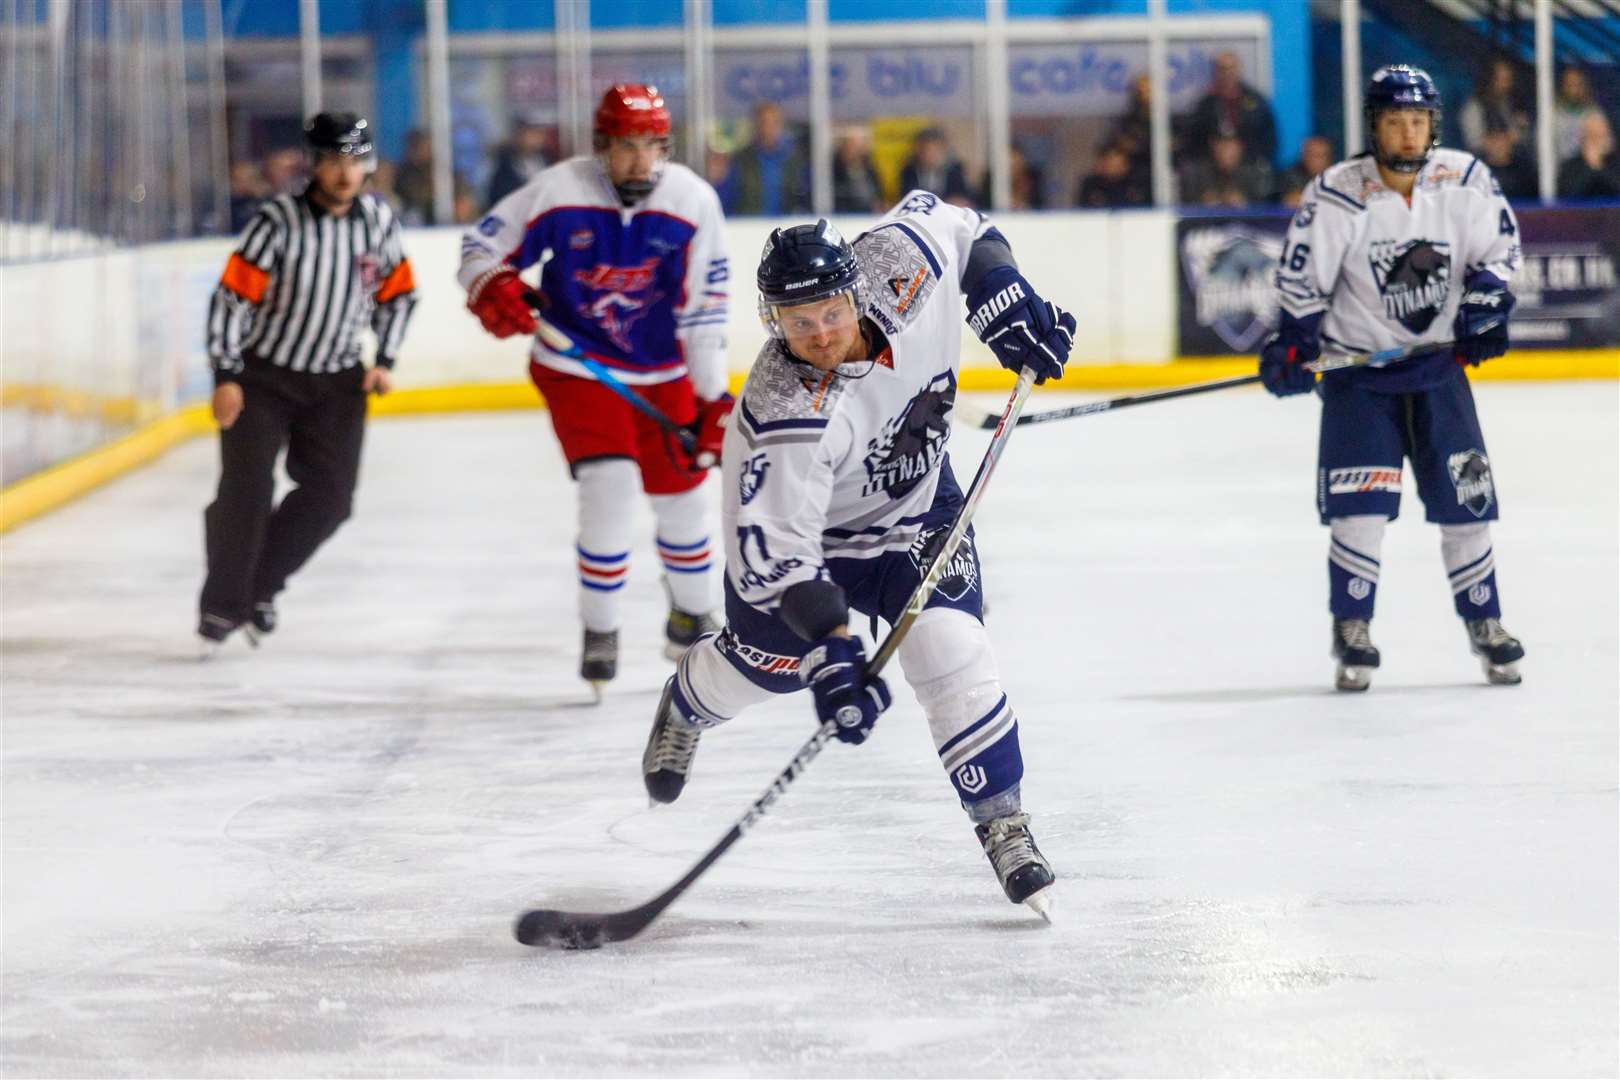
1442, 522, 1502, 619
1327, 515, 1386, 620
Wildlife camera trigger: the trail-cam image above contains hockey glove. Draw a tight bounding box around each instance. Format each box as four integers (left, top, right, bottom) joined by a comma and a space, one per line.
1259, 311, 1322, 397
1453, 273, 1515, 367
801, 636, 892, 745
685, 392, 734, 471
966, 267, 1075, 385
466, 267, 538, 339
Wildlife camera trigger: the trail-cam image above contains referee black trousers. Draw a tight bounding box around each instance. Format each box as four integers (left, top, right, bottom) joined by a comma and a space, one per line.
200, 364, 367, 624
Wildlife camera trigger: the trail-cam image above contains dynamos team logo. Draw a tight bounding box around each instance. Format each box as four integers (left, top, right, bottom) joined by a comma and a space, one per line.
1448, 448, 1495, 518
861, 372, 955, 499
1369, 238, 1452, 334
572, 257, 664, 352
1179, 225, 1284, 351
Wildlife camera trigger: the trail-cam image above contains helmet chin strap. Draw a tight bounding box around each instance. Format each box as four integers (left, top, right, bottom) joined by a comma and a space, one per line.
613, 176, 657, 206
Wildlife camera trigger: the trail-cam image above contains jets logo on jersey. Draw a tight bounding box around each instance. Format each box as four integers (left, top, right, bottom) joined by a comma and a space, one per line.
1448, 449, 1495, 518
573, 257, 664, 351
861, 372, 954, 499
1369, 238, 1452, 333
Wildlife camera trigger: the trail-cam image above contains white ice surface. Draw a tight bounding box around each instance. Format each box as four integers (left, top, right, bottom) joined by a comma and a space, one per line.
3, 383, 1617, 1078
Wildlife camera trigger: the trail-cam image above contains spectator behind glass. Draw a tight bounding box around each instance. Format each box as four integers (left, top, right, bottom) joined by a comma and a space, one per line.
1460, 57, 1532, 156
1184, 51, 1276, 164
1108, 73, 1154, 172
487, 115, 555, 208
370, 160, 400, 206
262, 146, 306, 196
1557, 112, 1620, 198
228, 161, 270, 232
899, 127, 975, 207
395, 129, 436, 225
832, 126, 886, 214
1554, 66, 1608, 162
705, 142, 739, 211
1004, 144, 1046, 210
1275, 135, 1333, 206
1076, 142, 1151, 208
728, 101, 810, 216
1479, 129, 1538, 201
1178, 132, 1273, 207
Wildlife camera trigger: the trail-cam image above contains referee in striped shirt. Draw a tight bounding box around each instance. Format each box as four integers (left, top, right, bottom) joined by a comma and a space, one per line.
199, 112, 417, 652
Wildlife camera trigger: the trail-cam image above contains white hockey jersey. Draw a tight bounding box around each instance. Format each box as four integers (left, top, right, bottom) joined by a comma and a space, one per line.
722, 191, 993, 616
1276, 148, 1521, 362
457, 157, 729, 397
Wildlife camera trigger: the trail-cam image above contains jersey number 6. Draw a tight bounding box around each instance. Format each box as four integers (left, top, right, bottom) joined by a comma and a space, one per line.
1283, 242, 1311, 271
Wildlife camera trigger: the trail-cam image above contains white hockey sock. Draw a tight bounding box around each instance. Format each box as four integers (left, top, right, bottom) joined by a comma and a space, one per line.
650, 487, 716, 616
574, 458, 639, 633
671, 631, 776, 727
1440, 521, 1502, 619
898, 608, 1023, 809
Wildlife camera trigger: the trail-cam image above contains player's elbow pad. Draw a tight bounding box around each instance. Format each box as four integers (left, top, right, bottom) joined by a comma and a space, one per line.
960, 228, 1017, 296
778, 579, 850, 643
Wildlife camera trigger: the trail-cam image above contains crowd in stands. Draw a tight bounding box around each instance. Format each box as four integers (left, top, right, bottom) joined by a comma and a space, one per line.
225, 53, 1617, 234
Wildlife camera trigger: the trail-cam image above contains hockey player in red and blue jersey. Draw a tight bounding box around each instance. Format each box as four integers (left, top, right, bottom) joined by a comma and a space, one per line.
459, 85, 732, 693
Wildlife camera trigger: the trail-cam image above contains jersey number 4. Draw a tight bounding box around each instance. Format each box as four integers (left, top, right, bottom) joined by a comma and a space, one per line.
1499, 209, 1516, 236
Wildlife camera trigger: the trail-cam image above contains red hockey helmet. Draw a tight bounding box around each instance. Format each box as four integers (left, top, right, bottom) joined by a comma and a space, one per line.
594, 84, 671, 140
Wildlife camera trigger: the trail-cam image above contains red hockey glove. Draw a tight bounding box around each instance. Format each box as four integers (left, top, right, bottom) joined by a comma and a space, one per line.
687, 392, 734, 471
466, 268, 538, 339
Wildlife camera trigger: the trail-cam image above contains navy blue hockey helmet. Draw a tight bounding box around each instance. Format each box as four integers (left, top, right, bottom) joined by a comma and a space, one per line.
756, 219, 868, 339
305, 112, 375, 162
1364, 65, 1441, 173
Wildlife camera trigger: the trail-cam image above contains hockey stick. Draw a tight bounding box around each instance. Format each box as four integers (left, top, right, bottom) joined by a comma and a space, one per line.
514, 366, 1042, 950
522, 290, 698, 454
953, 340, 1456, 431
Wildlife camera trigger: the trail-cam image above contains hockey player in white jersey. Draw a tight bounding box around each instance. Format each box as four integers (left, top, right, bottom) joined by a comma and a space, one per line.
458, 85, 731, 692
1260, 65, 1525, 690
638, 193, 1077, 916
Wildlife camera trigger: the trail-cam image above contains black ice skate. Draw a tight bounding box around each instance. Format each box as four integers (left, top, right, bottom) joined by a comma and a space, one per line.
975, 813, 1055, 921
642, 677, 703, 805
197, 612, 258, 659
250, 600, 277, 638
581, 628, 618, 701
1466, 618, 1524, 686
663, 607, 721, 661
1332, 617, 1380, 692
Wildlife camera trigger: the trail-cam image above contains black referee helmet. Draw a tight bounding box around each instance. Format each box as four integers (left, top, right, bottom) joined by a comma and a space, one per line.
304, 112, 375, 161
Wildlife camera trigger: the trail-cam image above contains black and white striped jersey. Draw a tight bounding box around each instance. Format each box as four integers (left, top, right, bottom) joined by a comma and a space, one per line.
207, 191, 417, 384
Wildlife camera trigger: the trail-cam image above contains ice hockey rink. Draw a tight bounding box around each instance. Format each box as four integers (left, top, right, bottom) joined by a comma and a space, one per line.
2, 381, 1616, 1077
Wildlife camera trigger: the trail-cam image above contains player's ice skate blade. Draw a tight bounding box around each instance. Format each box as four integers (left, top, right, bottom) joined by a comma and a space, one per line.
1467, 618, 1524, 686
642, 677, 702, 804
1023, 885, 1054, 923
1331, 618, 1380, 693
580, 628, 618, 695
975, 813, 1056, 913
662, 607, 721, 662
